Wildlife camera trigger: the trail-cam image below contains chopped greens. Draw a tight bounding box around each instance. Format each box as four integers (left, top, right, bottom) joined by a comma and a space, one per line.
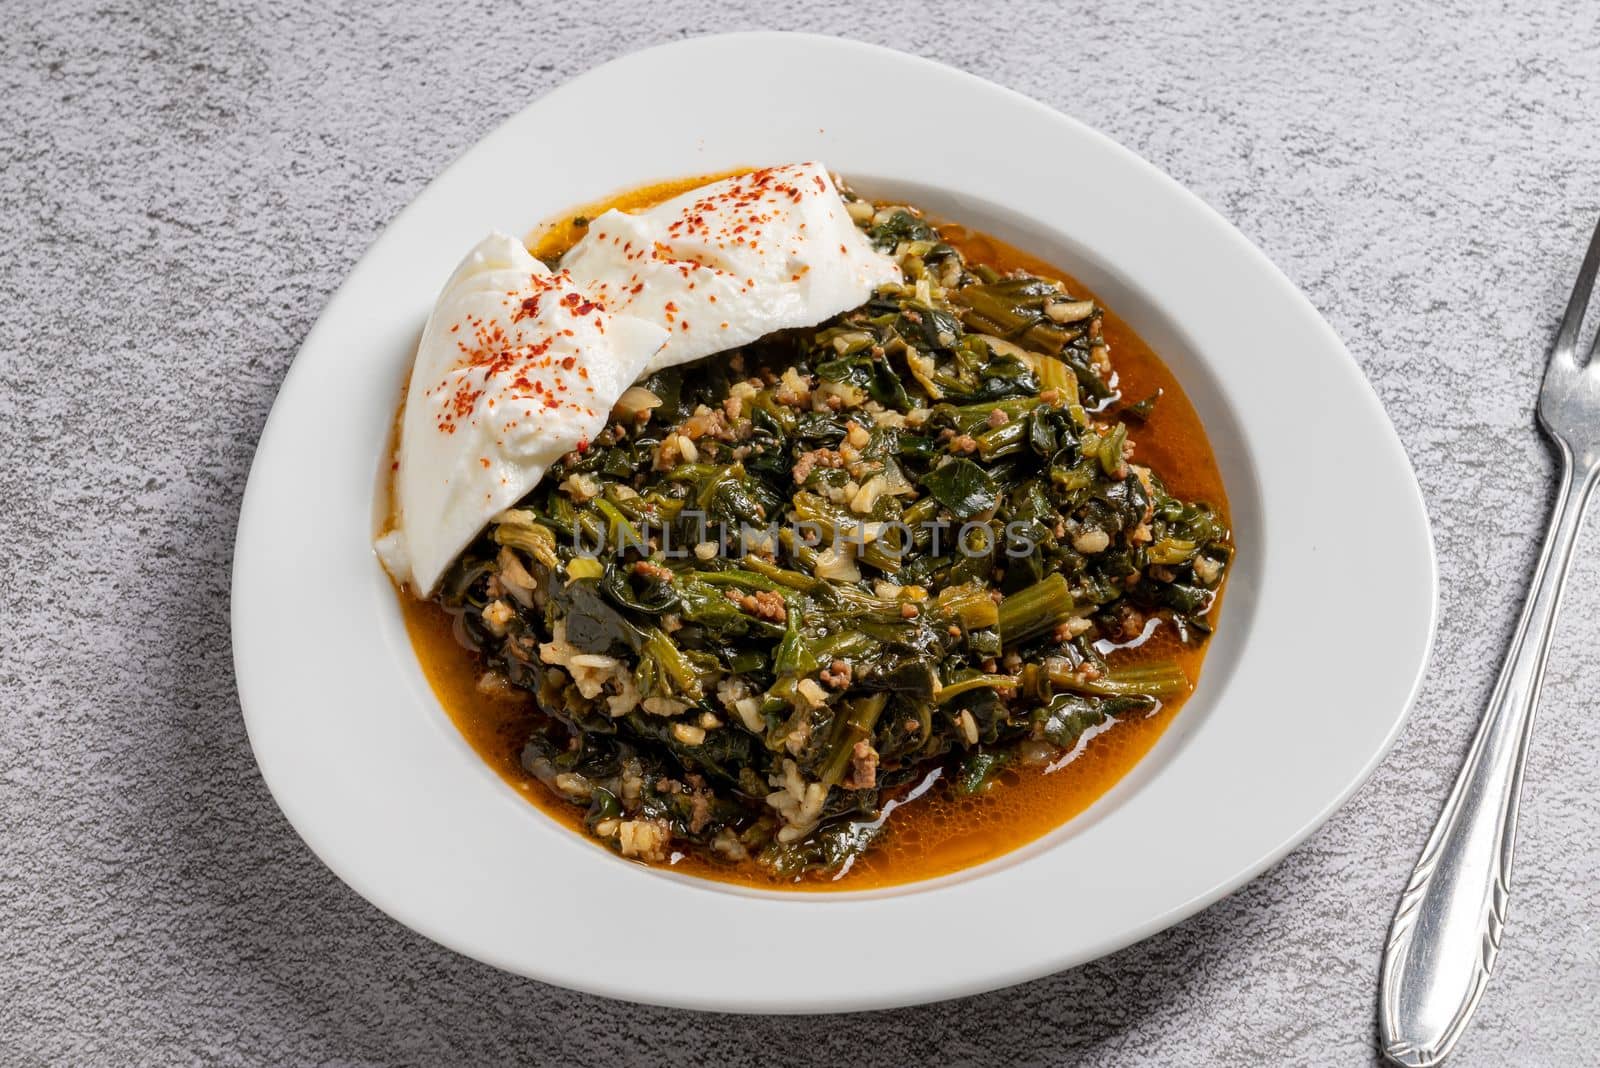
433, 193, 1232, 881
919, 458, 998, 519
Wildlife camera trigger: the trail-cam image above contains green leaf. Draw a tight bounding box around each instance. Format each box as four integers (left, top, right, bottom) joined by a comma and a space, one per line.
918, 458, 998, 520
955, 749, 1010, 794
1033, 693, 1155, 749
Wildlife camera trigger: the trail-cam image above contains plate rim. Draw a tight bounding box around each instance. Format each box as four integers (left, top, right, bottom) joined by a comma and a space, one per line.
232, 30, 1437, 1013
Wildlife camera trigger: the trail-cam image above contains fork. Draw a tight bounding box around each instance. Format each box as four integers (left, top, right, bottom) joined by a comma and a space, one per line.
1378, 217, 1600, 1066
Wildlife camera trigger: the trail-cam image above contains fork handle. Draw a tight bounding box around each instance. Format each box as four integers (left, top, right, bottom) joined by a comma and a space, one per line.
1380, 452, 1599, 1067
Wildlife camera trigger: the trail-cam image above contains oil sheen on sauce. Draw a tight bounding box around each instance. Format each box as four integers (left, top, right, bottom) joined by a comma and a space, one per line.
397, 173, 1231, 891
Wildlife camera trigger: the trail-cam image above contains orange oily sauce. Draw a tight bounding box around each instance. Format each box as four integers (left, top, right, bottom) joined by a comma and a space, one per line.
399, 175, 1230, 890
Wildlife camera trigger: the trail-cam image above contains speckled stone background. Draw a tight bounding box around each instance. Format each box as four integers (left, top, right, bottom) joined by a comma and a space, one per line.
3, 1, 1598, 1064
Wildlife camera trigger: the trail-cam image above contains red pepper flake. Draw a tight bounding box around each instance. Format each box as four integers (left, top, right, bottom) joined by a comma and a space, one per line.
513, 294, 542, 321
559, 291, 598, 315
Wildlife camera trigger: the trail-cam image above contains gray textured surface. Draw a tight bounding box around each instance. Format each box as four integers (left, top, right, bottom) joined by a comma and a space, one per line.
3, 1, 1598, 1064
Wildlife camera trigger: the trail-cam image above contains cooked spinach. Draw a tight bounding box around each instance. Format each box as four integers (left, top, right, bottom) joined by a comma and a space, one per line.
919, 459, 998, 520
433, 195, 1232, 882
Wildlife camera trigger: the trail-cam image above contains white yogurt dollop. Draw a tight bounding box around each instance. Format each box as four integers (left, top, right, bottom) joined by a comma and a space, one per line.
561, 162, 901, 374
379, 164, 902, 593
377, 233, 666, 594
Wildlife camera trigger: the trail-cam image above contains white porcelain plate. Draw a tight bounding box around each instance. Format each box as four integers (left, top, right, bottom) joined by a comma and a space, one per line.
232, 32, 1436, 1013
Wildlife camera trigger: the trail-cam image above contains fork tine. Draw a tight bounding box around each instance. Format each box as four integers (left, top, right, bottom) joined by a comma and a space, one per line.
1554, 215, 1600, 368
